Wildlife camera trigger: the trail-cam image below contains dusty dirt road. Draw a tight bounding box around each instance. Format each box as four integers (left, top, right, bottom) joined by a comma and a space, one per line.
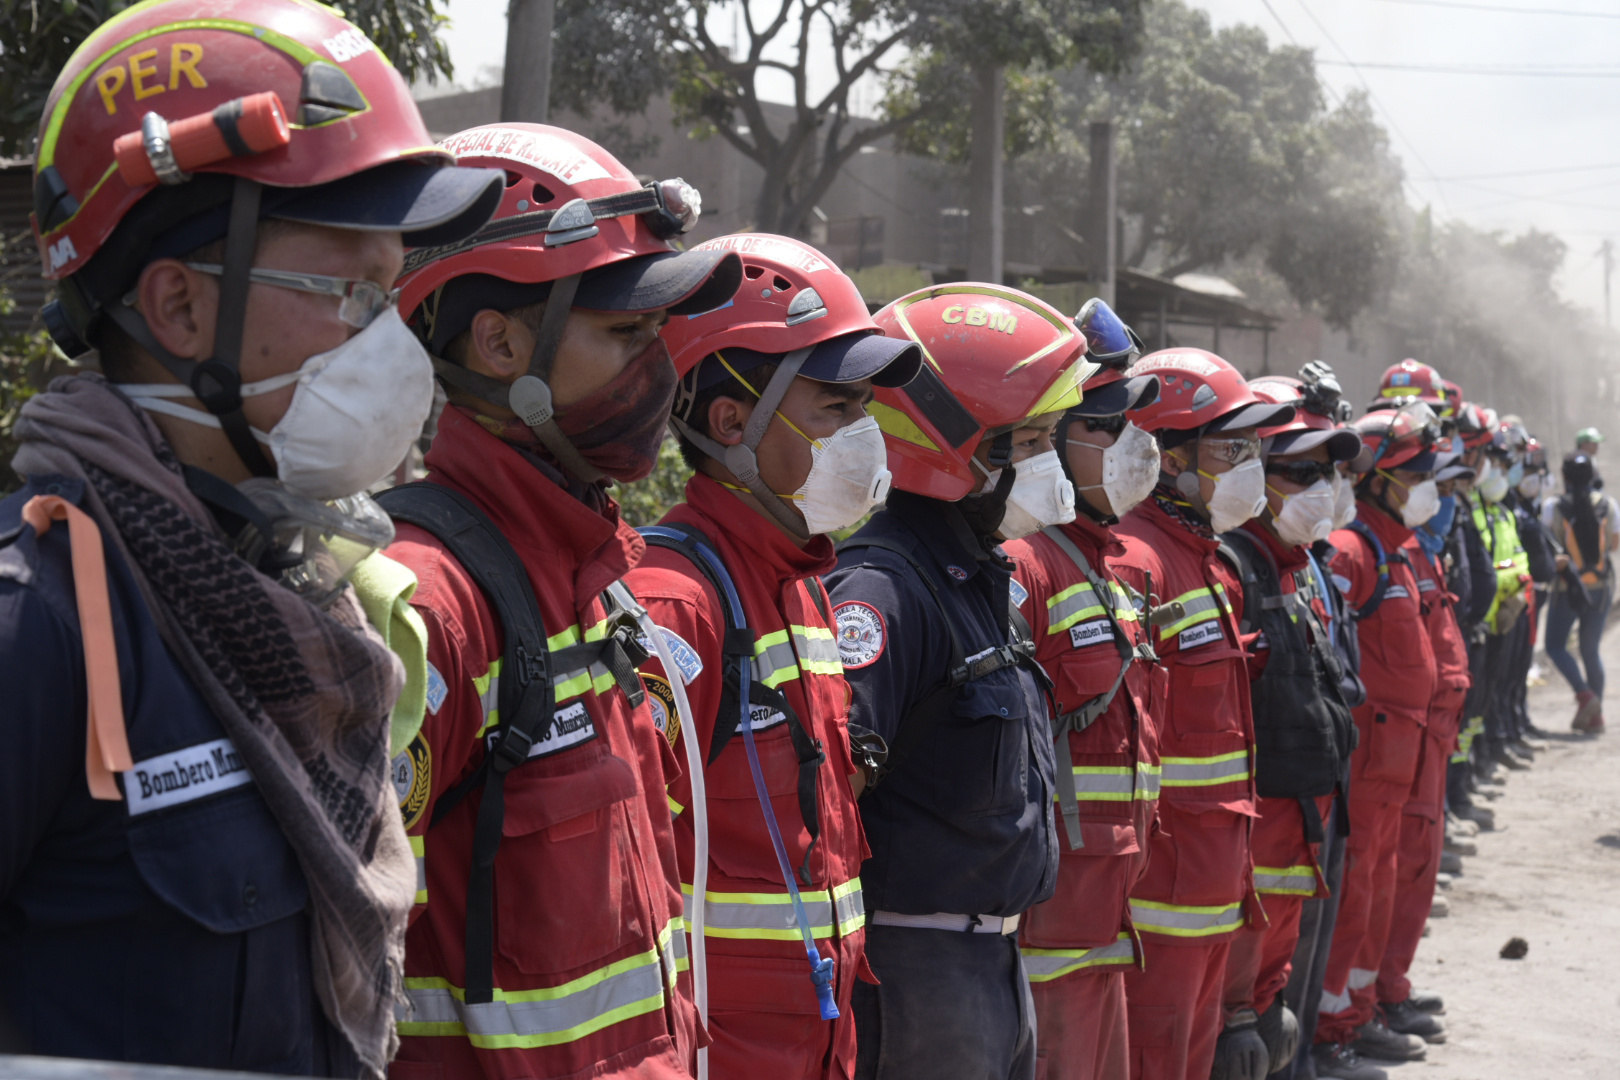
1386, 629, 1620, 1079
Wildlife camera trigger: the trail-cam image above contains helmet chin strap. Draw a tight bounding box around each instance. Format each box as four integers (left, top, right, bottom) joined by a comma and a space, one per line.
668, 347, 815, 540
1170, 437, 1212, 521
429, 272, 607, 485
112, 176, 278, 481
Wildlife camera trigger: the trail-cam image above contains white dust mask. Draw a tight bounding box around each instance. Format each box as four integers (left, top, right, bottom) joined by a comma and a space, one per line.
1202, 457, 1267, 533
1272, 478, 1337, 548
120, 308, 435, 500
1477, 471, 1509, 504
1331, 472, 1357, 530
1069, 421, 1159, 517
990, 449, 1076, 540
1399, 477, 1441, 527
789, 415, 892, 535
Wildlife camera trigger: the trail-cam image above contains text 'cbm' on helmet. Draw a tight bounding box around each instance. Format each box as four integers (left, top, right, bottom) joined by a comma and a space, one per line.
34, 0, 505, 476
868, 284, 1100, 501
1374, 359, 1448, 412
1247, 375, 1362, 462
1124, 349, 1294, 444
391, 122, 743, 484
658, 232, 922, 537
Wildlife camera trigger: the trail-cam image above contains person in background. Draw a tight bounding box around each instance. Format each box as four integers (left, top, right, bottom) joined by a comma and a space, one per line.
1116, 349, 1295, 1080
1472, 423, 1534, 776
1575, 426, 1604, 459
1542, 452, 1619, 733
826, 285, 1095, 1080
625, 233, 920, 1079
1003, 300, 1164, 1080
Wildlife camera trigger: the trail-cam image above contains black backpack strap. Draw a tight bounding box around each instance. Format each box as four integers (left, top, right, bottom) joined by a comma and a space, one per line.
376, 482, 554, 1007
640, 523, 827, 884
1346, 519, 1391, 620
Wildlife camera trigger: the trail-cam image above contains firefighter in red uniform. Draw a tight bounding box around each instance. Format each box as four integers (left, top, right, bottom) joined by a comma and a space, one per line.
1002, 300, 1165, 1080
1116, 349, 1295, 1080
1375, 448, 1475, 1046
1217, 377, 1362, 1080
623, 234, 921, 1079
1313, 408, 1442, 1079
382, 124, 743, 1079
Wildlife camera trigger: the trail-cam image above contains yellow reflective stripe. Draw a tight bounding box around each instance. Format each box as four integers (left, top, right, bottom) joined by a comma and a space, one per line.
1157, 587, 1222, 639
792, 625, 844, 676
1022, 933, 1135, 981
409, 833, 427, 905
1129, 898, 1244, 938
1051, 761, 1160, 804
680, 878, 865, 940
472, 660, 501, 737
1160, 750, 1251, 787
667, 794, 684, 816
1137, 761, 1162, 799
1047, 582, 1106, 633
753, 630, 801, 689
657, 918, 689, 989
1253, 865, 1318, 896
398, 947, 668, 1047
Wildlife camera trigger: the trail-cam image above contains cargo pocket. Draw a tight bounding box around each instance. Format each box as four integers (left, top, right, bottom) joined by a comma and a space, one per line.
703, 721, 821, 885
494, 741, 647, 976
1021, 821, 1138, 949
932, 678, 1029, 817
1352, 708, 1425, 789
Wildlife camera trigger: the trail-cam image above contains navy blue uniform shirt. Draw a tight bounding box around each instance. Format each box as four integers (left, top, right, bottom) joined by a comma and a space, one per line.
0, 477, 352, 1075
825, 491, 1058, 918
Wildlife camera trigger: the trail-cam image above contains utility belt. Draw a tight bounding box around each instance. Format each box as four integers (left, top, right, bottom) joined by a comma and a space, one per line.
870, 910, 1022, 935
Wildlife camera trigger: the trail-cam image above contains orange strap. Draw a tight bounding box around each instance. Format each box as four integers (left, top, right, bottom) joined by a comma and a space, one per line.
22, 495, 132, 800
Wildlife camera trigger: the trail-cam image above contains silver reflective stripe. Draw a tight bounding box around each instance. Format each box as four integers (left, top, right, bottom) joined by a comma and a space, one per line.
1347, 967, 1378, 990
658, 919, 688, 988
1158, 587, 1222, 639
1253, 866, 1317, 895
1137, 762, 1163, 799
1128, 899, 1244, 938
1160, 752, 1250, 787
681, 880, 865, 941
1048, 582, 1105, 632
1319, 984, 1353, 1014
398, 953, 667, 1047
753, 634, 802, 689
792, 626, 843, 673
1021, 935, 1136, 982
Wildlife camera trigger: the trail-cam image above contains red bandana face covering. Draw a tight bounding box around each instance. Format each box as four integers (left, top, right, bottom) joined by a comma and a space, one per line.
553, 336, 679, 483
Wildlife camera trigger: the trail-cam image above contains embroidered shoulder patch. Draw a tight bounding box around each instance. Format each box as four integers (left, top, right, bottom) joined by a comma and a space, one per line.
424, 662, 448, 716
946, 565, 969, 581
641, 672, 682, 749
1009, 578, 1030, 609
834, 601, 887, 669
638, 626, 704, 685
392, 735, 432, 830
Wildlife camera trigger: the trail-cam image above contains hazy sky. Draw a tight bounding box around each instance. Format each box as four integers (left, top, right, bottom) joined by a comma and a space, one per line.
435, 0, 1620, 318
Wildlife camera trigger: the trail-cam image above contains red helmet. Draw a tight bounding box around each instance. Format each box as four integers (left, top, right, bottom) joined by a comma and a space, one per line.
1125, 349, 1293, 438
397, 123, 740, 354
1441, 378, 1464, 420
1247, 376, 1361, 461
1374, 359, 1447, 410
870, 283, 1099, 501
1352, 406, 1440, 472
34, 0, 500, 299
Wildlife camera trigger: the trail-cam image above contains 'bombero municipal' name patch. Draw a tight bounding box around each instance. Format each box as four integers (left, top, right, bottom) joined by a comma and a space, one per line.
124, 738, 253, 816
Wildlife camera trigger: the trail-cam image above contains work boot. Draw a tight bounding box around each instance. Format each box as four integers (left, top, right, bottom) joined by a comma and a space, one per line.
1457, 802, 1496, 830
1447, 812, 1479, 837
1407, 988, 1446, 1014
1436, 871, 1454, 889
1351, 1018, 1426, 1061
1381, 999, 1447, 1044
1444, 827, 1478, 857
1429, 894, 1450, 918
1588, 713, 1606, 734
1493, 742, 1531, 770
1509, 735, 1541, 757
1440, 850, 1464, 874
1312, 1043, 1388, 1080
1573, 689, 1600, 732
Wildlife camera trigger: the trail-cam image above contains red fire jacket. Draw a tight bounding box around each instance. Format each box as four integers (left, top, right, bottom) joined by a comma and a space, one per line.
623, 474, 871, 1078
1328, 503, 1438, 804
1006, 515, 1165, 983
386, 407, 695, 1080
1116, 497, 1258, 942
1406, 538, 1471, 735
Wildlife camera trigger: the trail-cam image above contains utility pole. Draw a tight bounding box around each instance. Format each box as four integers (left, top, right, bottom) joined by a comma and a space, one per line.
966, 63, 1005, 285
1086, 121, 1117, 308
500, 0, 555, 123
1600, 240, 1614, 329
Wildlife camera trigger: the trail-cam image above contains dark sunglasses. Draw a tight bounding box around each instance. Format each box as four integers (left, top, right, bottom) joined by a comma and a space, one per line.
1266, 458, 1338, 485
1082, 413, 1128, 435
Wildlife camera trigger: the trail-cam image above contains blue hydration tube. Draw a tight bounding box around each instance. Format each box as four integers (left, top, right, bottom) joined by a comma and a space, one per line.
641, 526, 838, 1020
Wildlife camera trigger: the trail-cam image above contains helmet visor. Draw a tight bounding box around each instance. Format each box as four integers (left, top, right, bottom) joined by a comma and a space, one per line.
1075, 298, 1142, 368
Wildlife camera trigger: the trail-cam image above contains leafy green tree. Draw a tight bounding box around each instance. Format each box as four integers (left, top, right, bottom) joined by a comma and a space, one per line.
0, 0, 454, 155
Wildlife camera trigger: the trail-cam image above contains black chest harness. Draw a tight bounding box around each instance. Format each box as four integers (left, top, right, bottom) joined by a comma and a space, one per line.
375, 482, 650, 1006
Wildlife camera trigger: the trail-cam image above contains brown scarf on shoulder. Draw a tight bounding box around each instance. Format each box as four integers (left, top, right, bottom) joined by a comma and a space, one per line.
12, 374, 411, 1079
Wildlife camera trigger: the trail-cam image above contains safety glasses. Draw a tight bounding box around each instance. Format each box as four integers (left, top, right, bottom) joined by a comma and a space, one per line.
1081, 412, 1128, 435
1202, 435, 1262, 466
1075, 298, 1142, 369
185, 262, 402, 329
1266, 458, 1338, 485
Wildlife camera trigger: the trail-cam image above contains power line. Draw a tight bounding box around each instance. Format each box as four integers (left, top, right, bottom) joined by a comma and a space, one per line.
1319, 59, 1620, 76
1364, 0, 1620, 19
1289, 0, 1456, 217
1432, 162, 1620, 181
